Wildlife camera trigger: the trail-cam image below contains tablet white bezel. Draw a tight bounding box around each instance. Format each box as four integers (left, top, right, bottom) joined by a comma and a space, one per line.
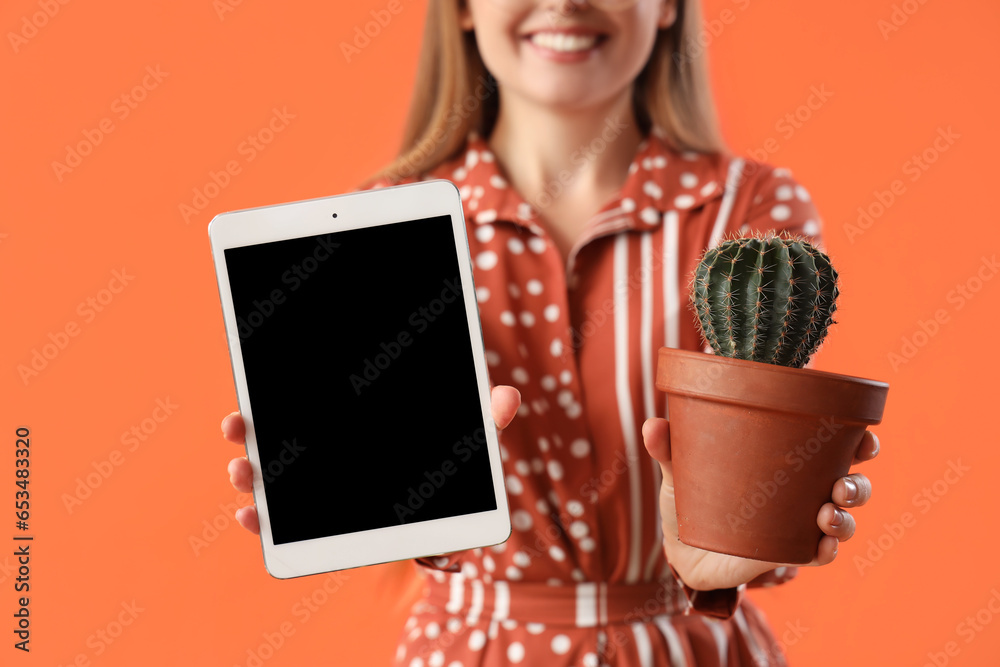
208, 179, 511, 579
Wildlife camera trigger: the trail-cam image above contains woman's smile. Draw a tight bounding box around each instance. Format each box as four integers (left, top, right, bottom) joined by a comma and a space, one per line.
522, 28, 609, 62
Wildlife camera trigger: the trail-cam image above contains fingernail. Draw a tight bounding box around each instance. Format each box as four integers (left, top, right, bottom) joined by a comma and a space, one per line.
870, 432, 880, 457
831, 509, 844, 527
843, 478, 858, 501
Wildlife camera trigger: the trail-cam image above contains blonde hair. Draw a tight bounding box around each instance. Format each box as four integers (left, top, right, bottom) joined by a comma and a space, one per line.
366, 0, 727, 186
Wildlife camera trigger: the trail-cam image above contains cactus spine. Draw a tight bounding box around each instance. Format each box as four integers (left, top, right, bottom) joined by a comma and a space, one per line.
692, 234, 839, 369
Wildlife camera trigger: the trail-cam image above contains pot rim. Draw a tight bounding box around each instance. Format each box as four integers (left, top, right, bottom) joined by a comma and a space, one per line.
656, 347, 889, 425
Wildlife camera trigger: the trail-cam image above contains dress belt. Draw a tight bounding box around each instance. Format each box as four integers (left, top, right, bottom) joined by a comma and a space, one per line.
424, 574, 692, 628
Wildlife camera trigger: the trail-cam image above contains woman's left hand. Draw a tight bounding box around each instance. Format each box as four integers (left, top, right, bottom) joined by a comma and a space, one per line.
642, 418, 880, 591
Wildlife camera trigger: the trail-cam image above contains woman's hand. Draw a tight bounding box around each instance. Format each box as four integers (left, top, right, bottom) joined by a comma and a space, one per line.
221, 385, 522, 535
642, 417, 879, 591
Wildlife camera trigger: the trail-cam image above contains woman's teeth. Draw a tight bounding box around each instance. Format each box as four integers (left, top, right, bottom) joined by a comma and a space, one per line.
529, 32, 599, 53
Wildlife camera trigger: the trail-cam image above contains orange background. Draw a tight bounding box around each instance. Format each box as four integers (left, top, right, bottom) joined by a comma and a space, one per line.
3, 0, 998, 665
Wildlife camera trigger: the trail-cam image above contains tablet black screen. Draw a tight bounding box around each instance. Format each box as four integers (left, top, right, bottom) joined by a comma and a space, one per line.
225, 215, 497, 544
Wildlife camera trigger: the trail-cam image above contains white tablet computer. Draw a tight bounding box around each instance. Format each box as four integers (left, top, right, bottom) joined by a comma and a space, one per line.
208, 179, 511, 579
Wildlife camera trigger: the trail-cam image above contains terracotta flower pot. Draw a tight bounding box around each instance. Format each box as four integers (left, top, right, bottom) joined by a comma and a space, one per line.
655, 347, 889, 564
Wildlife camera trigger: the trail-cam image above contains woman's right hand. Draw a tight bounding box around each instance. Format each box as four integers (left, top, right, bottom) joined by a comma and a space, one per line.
221, 385, 522, 535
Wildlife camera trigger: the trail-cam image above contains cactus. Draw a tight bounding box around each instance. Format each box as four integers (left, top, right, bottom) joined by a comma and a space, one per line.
692, 233, 839, 369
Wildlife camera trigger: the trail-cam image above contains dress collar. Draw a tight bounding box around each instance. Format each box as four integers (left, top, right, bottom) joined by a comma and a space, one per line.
430, 130, 731, 234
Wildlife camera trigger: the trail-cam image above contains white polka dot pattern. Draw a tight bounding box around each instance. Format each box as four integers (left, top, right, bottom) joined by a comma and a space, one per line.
507, 642, 525, 663
476, 251, 497, 270
512, 509, 532, 531
674, 194, 695, 209
505, 475, 523, 495
475, 225, 495, 242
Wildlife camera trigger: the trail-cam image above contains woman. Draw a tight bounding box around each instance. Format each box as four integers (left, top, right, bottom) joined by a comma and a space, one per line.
222, 0, 879, 663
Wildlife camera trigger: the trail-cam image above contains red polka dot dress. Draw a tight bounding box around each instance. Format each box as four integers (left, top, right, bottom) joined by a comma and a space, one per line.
374, 130, 825, 667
